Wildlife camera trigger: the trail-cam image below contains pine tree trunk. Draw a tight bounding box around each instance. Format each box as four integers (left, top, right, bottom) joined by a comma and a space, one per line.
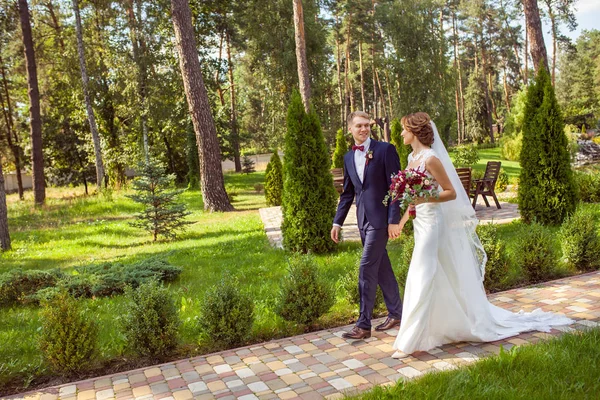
170, 0, 233, 212
524, 19, 529, 85
523, 0, 549, 73
345, 12, 354, 111
358, 41, 366, 111
480, 35, 495, 143
293, 0, 311, 113
0, 60, 24, 199
503, 64, 511, 113
549, 11, 557, 86
18, 0, 45, 205
226, 30, 241, 173
335, 35, 344, 128
384, 70, 393, 118
452, 12, 462, 143
0, 162, 10, 251
72, 0, 105, 191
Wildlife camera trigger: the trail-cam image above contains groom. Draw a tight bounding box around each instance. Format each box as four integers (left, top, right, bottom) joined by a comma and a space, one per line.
331, 111, 403, 340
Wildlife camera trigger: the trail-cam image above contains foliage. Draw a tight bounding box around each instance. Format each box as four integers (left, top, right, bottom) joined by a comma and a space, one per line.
514, 222, 559, 283
39, 291, 98, 374
464, 70, 490, 143
186, 127, 200, 189
452, 145, 480, 167
518, 67, 578, 225
0, 259, 182, 307
332, 129, 347, 169
500, 133, 522, 162
496, 168, 509, 192
559, 207, 600, 272
390, 119, 411, 170
264, 151, 283, 206
127, 159, 192, 241
122, 280, 180, 357
281, 92, 337, 253
242, 154, 256, 174
276, 255, 335, 326
476, 224, 509, 291
199, 276, 254, 347
574, 170, 600, 203
339, 262, 385, 309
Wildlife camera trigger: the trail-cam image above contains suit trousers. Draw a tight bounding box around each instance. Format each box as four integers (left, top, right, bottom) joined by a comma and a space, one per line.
356, 219, 403, 330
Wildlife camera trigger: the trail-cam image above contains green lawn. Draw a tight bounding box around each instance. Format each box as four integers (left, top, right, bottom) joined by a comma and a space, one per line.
351, 327, 600, 399
449, 146, 521, 184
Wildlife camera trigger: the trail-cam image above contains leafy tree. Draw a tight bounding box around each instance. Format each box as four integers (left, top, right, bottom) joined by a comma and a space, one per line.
265, 151, 283, 206
331, 128, 346, 169
464, 70, 489, 143
281, 91, 336, 253
518, 67, 577, 225
127, 159, 191, 241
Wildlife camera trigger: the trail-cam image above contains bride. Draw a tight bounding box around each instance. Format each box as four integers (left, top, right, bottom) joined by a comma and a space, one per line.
392, 112, 573, 357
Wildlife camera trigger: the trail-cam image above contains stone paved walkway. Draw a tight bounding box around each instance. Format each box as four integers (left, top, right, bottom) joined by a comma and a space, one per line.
9, 271, 600, 400
259, 199, 520, 249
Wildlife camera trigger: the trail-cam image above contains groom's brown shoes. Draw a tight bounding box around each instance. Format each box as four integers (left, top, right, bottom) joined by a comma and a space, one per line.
374, 317, 401, 331
342, 326, 371, 340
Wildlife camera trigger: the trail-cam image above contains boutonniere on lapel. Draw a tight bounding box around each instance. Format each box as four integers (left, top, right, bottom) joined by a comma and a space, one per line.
365, 150, 374, 166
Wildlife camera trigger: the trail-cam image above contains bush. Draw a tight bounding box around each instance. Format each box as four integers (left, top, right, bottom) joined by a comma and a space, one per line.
559, 208, 600, 272
453, 145, 480, 167
39, 291, 98, 374
122, 280, 180, 357
518, 67, 577, 225
0, 269, 63, 306
391, 119, 411, 170
496, 168, 509, 192
264, 151, 283, 207
332, 128, 347, 169
281, 91, 337, 253
574, 171, 600, 203
199, 276, 254, 347
276, 255, 335, 326
514, 222, 559, 283
339, 261, 384, 309
476, 224, 510, 291
500, 133, 522, 161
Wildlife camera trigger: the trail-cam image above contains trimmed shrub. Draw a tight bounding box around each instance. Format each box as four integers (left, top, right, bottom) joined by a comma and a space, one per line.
453, 145, 480, 167
518, 67, 577, 225
0, 269, 63, 306
122, 280, 180, 357
39, 291, 98, 374
390, 119, 412, 170
477, 224, 510, 291
276, 255, 335, 326
514, 222, 559, 283
199, 276, 254, 347
574, 171, 600, 203
281, 91, 337, 253
496, 168, 509, 192
265, 151, 283, 206
332, 128, 347, 169
559, 207, 600, 272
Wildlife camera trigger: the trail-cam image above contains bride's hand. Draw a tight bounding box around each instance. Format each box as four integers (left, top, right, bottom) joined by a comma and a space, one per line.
388, 223, 401, 240
412, 197, 427, 205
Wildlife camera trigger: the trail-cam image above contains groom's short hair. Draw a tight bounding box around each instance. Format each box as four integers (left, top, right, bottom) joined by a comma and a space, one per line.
347, 111, 370, 127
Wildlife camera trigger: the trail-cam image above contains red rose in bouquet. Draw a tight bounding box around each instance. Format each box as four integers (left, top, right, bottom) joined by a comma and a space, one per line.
383, 169, 440, 219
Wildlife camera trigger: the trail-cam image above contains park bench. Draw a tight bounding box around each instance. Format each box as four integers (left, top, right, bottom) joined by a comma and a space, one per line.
331, 168, 344, 194
470, 161, 502, 209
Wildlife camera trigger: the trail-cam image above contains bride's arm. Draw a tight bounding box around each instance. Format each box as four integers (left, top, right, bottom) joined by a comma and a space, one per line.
398, 205, 412, 229
419, 157, 457, 203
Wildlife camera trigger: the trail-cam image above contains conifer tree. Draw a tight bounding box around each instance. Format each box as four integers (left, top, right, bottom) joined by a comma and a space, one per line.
390, 119, 411, 170
127, 159, 191, 241
518, 67, 577, 225
281, 92, 337, 253
265, 151, 283, 206
331, 129, 347, 169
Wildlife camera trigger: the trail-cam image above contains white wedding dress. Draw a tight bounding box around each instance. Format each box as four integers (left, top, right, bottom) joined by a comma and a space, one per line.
393, 126, 573, 355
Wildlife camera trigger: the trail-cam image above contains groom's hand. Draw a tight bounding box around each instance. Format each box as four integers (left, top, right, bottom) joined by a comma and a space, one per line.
388, 223, 401, 240
331, 226, 341, 243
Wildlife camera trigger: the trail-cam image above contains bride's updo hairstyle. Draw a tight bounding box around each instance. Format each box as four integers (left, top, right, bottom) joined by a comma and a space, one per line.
401, 112, 434, 146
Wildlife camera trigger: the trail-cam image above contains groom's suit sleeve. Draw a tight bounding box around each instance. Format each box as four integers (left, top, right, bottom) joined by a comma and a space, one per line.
333, 155, 354, 226
385, 144, 401, 224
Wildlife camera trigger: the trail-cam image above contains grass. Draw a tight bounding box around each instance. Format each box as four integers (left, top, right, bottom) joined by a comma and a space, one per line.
350, 327, 600, 399
449, 146, 521, 184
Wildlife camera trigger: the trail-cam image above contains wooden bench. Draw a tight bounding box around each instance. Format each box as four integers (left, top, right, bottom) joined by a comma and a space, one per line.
471, 161, 502, 209
455, 167, 473, 200
331, 168, 344, 194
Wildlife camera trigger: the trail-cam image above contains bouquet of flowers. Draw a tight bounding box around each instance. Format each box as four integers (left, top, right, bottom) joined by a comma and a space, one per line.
383, 169, 440, 219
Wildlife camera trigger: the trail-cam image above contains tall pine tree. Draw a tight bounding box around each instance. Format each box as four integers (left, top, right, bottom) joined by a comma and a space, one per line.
518, 67, 577, 225
281, 92, 337, 253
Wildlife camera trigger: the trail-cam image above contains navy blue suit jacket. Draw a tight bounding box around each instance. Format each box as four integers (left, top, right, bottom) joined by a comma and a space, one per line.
333, 140, 402, 230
